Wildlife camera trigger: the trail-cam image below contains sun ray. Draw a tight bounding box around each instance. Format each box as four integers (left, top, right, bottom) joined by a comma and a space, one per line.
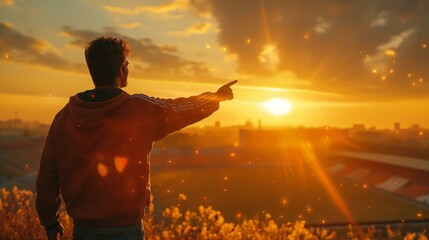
259, 0, 271, 44
299, 143, 363, 234
276, 131, 362, 234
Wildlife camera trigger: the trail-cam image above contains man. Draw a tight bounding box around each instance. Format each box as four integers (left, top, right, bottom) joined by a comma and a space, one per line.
36, 36, 236, 239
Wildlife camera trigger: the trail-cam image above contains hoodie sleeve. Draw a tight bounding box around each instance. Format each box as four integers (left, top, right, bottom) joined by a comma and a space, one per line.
36, 118, 61, 228
133, 92, 220, 141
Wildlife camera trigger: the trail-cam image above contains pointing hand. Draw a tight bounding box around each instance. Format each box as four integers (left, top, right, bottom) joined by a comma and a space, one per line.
216, 80, 237, 101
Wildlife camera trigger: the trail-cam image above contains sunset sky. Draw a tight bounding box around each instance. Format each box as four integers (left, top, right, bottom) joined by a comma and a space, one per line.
1, 0, 428, 128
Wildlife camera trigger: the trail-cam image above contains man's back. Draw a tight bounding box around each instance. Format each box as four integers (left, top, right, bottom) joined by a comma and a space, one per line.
37, 88, 221, 227
35, 36, 235, 239
52, 89, 151, 227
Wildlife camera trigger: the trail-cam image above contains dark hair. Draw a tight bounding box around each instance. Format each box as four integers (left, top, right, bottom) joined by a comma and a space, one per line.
85, 37, 130, 87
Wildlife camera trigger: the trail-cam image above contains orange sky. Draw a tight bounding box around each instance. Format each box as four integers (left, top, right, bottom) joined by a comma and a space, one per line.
1, 0, 428, 128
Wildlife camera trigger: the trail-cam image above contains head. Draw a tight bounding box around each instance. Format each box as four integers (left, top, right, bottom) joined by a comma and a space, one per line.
85, 37, 130, 88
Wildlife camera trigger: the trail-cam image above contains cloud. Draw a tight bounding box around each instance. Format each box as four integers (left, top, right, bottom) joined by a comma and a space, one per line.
314, 17, 330, 33
0, 23, 217, 83
103, 0, 188, 15
1, 0, 13, 6
133, 0, 189, 13
188, 0, 212, 18
103, 0, 212, 18
370, 11, 389, 27
118, 22, 141, 29
377, 29, 415, 50
0, 22, 85, 72
258, 44, 279, 72
189, 0, 429, 98
61, 26, 218, 83
364, 29, 415, 77
103, 5, 135, 15
169, 22, 211, 36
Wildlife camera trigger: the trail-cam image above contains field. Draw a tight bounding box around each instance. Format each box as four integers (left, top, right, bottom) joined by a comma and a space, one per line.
1, 137, 429, 238
151, 164, 429, 225
1, 136, 427, 225
0, 136, 44, 179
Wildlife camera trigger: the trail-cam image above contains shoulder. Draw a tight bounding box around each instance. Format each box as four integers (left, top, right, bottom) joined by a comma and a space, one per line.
130, 94, 168, 108
54, 104, 68, 121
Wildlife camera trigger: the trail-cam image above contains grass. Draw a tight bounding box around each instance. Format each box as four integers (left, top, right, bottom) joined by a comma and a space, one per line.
2, 186, 428, 239
151, 165, 429, 225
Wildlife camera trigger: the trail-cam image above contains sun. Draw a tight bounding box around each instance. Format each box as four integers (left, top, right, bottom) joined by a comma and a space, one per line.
262, 98, 292, 116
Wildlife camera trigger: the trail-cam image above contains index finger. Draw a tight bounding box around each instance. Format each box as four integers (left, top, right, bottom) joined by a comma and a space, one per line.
222, 80, 238, 88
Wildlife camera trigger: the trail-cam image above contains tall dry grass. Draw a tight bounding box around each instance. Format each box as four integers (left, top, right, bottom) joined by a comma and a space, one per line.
0, 187, 427, 239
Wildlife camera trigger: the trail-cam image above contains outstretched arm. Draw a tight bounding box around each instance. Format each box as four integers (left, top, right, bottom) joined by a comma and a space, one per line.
141, 80, 237, 141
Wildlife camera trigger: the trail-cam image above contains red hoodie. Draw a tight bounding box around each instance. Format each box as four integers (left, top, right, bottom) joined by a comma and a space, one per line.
36, 89, 219, 227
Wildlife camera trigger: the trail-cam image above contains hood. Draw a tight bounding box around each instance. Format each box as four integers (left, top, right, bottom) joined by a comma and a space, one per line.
67, 91, 130, 130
